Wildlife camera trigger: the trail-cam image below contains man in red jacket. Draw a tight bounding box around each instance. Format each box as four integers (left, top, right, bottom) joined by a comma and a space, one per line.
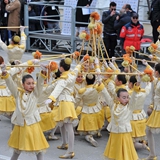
120, 13, 144, 52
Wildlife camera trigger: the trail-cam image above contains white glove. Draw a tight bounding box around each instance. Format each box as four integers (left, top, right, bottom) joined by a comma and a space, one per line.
97, 74, 102, 83
94, 57, 99, 65
103, 61, 109, 68
40, 64, 47, 72
90, 63, 94, 69
137, 74, 141, 83
20, 26, 25, 32
0, 64, 6, 72
142, 59, 148, 66
45, 99, 52, 104
14, 60, 21, 65
112, 57, 116, 63
31, 59, 40, 65
109, 61, 116, 70
149, 55, 153, 59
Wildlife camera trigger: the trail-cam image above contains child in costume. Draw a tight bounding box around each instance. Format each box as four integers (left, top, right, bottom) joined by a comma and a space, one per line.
103, 82, 143, 160
0, 26, 26, 64
45, 58, 81, 159
75, 73, 105, 147
0, 63, 49, 160
128, 76, 151, 151
143, 63, 160, 160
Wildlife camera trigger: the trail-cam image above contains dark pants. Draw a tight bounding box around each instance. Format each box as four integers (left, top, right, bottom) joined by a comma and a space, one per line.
103, 34, 117, 58
151, 20, 160, 43
1, 29, 9, 45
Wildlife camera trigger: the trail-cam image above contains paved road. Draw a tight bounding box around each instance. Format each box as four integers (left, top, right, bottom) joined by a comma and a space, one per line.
0, 50, 160, 160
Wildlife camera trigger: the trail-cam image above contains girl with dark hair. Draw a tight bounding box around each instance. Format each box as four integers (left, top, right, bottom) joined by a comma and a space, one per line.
0, 63, 49, 160
103, 80, 142, 160
45, 58, 81, 159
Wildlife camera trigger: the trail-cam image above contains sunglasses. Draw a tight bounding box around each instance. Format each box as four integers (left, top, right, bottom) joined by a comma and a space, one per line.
132, 17, 138, 19
111, 8, 116, 11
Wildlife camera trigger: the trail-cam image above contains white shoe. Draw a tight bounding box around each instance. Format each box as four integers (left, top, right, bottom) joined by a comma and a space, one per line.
85, 135, 98, 147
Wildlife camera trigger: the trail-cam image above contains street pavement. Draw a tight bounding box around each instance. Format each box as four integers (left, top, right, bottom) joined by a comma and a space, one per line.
0, 49, 160, 160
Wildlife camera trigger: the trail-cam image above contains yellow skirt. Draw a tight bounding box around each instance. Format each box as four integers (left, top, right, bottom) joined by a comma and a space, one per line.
0, 96, 15, 113
104, 106, 111, 122
8, 122, 49, 152
131, 119, 146, 138
76, 106, 82, 117
77, 110, 104, 134
39, 112, 56, 132
54, 101, 78, 127
146, 110, 160, 128
104, 132, 138, 160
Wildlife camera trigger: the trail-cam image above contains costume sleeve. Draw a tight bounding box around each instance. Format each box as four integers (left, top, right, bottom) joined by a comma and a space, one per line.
6, 1, 20, 13
120, 26, 127, 38
49, 79, 67, 102
34, 72, 47, 97
0, 38, 8, 52
44, 82, 57, 95
100, 83, 114, 108
20, 32, 26, 49
2, 73, 18, 98
145, 82, 152, 96
102, 11, 111, 24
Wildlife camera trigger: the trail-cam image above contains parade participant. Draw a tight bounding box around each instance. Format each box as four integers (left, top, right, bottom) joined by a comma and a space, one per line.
45, 58, 81, 159
128, 76, 151, 151
0, 63, 49, 160
0, 26, 26, 64
103, 83, 142, 160
75, 73, 105, 147
143, 63, 160, 160
0, 56, 39, 117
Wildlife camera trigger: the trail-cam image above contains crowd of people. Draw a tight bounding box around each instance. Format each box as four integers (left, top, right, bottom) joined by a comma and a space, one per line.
0, 1, 160, 160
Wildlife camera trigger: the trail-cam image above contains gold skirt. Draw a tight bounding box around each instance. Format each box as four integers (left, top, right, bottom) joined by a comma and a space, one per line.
54, 101, 78, 127
8, 122, 49, 152
104, 132, 138, 160
75, 106, 82, 117
147, 110, 160, 128
0, 96, 15, 113
131, 119, 146, 138
77, 110, 104, 134
39, 112, 56, 132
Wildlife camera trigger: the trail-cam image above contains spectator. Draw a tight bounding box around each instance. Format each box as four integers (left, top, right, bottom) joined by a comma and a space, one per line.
123, 4, 136, 17
0, 0, 10, 45
75, 0, 93, 37
5, 0, 21, 37
150, 0, 160, 43
28, 4, 36, 46
102, 2, 119, 58
45, 0, 61, 48
120, 13, 144, 51
114, 9, 131, 39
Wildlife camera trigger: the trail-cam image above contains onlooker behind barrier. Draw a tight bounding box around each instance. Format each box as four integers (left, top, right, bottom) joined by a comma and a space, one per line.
120, 13, 144, 52
123, 4, 136, 17
5, 0, 21, 36
28, 4, 36, 46
0, 0, 10, 45
102, 1, 119, 58
45, 0, 61, 48
75, 0, 93, 37
149, 0, 160, 43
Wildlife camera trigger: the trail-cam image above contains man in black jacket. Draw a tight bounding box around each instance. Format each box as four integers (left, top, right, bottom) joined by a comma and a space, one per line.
150, 0, 160, 43
102, 2, 119, 58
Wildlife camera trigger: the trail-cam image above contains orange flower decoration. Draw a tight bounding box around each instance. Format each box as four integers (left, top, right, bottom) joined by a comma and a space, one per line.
83, 54, 90, 61
25, 67, 35, 74
123, 54, 132, 63
157, 26, 160, 32
151, 43, 158, 50
72, 51, 80, 59
97, 22, 103, 35
90, 12, 100, 21
32, 50, 42, 59
144, 68, 154, 81
48, 61, 58, 72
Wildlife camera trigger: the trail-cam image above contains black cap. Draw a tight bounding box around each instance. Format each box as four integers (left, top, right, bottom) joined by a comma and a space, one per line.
132, 12, 139, 18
